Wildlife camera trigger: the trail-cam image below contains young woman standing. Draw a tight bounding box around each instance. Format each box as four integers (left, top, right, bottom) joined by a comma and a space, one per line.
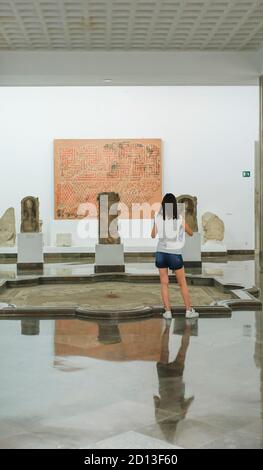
151, 193, 199, 320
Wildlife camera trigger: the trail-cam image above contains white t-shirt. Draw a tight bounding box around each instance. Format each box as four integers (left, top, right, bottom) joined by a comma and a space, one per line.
155, 212, 184, 255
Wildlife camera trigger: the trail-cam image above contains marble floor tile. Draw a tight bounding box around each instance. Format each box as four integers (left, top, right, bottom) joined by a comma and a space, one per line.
41, 400, 170, 438
235, 419, 263, 439
200, 430, 263, 449
84, 430, 182, 449
136, 418, 225, 449
0, 432, 62, 449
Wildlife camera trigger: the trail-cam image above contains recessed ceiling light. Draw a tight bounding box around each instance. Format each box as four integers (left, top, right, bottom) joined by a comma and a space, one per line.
104, 79, 112, 83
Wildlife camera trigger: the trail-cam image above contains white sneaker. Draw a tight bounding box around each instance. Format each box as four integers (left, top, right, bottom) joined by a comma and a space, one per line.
163, 310, 172, 319
186, 308, 199, 319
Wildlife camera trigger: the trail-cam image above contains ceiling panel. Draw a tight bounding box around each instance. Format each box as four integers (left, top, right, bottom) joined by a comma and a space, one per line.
0, 0, 262, 51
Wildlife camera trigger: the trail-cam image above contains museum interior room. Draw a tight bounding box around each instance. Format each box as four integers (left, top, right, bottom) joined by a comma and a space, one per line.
1, 0, 263, 450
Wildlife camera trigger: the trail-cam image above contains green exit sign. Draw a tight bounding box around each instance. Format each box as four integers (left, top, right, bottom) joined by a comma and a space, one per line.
242, 171, 251, 178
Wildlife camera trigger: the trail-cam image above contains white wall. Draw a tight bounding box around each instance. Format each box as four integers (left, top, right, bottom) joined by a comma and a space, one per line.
0, 51, 257, 86
0, 85, 259, 251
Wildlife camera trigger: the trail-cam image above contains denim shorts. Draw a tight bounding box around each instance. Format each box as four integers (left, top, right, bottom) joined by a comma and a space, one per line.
155, 251, 184, 271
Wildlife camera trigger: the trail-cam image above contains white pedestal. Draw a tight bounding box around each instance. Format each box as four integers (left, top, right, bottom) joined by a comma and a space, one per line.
17, 233, 44, 272
95, 244, 125, 273
181, 232, 201, 266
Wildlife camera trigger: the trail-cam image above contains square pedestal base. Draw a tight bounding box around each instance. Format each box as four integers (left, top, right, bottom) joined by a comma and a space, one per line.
182, 232, 202, 267
17, 233, 44, 263
95, 244, 125, 273
17, 233, 44, 275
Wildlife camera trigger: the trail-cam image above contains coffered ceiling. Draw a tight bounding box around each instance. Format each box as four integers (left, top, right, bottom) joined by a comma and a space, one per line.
0, 0, 263, 51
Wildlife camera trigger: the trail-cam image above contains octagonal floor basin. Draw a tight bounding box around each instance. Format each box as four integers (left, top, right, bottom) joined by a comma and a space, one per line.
0, 282, 232, 309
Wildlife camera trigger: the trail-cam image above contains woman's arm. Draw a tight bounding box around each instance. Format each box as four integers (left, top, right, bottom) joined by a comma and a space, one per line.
182, 217, 193, 237
151, 222, 157, 238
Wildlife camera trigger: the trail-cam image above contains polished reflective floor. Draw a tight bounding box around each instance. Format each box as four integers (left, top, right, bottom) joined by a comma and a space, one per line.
0, 256, 256, 290
0, 256, 262, 449
0, 311, 262, 449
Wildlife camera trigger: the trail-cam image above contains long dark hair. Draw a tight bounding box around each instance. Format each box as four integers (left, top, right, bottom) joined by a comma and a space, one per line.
161, 193, 177, 220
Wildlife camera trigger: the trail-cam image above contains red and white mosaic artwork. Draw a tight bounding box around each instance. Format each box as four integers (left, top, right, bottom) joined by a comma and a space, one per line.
54, 139, 162, 219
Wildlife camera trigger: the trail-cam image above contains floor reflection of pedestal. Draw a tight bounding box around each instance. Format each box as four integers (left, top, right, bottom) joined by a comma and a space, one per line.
17, 233, 44, 274
97, 321, 122, 344
21, 319, 40, 336
95, 244, 125, 273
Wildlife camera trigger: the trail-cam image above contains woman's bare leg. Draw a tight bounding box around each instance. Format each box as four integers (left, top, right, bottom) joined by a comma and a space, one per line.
175, 267, 191, 311
158, 268, 171, 311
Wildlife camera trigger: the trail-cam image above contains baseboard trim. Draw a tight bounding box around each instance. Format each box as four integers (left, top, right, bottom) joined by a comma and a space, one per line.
0, 249, 255, 262
227, 250, 255, 255
184, 261, 202, 267
17, 263, 44, 275
94, 265, 125, 273
202, 250, 255, 257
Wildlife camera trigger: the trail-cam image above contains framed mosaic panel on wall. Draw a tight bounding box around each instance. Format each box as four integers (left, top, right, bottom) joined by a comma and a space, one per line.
54, 139, 162, 219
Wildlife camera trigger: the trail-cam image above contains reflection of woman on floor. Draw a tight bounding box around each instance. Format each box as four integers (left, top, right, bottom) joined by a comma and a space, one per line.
154, 320, 194, 442
151, 193, 198, 320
